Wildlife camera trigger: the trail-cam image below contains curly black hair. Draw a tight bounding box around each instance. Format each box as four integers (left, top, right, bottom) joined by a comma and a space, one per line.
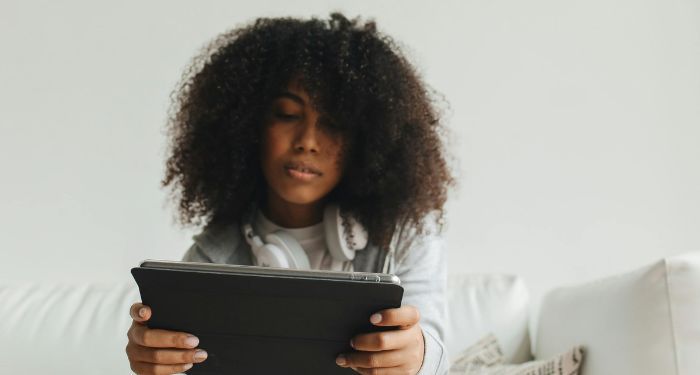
161, 12, 456, 249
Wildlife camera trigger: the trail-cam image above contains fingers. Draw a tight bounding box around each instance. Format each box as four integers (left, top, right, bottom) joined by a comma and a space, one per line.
337, 349, 404, 369
369, 305, 420, 328
126, 341, 208, 365
352, 366, 413, 375
337, 306, 423, 373
130, 302, 151, 323
127, 321, 200, 349
350, 324, 420, 352
129, 360, 194, 375
126, 301, 208, 374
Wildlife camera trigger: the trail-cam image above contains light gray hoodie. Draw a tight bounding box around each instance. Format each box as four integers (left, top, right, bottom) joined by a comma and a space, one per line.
181, 212, 449, 374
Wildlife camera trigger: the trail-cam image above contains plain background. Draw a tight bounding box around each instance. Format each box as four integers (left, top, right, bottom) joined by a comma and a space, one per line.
2, 0, 698, 312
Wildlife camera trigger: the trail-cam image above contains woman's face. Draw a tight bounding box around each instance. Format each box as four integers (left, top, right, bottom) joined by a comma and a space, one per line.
260, 78, 345, 208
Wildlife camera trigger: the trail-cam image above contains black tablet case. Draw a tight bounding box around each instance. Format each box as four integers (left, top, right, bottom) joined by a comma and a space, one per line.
131, 267, 404, 374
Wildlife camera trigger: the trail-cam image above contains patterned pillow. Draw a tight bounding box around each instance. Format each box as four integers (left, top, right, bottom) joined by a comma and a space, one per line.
449, 334, 584, 375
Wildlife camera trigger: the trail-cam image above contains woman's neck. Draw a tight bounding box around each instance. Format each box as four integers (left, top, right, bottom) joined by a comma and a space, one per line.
261, 190, 324, 228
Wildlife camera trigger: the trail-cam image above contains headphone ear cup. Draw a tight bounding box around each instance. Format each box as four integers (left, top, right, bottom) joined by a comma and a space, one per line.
324, 204, 368, 262
264, 231, 311, 270
255, 243, 292, 268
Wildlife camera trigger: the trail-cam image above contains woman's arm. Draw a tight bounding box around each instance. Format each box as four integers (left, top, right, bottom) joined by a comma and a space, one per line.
393, 220, 449, 374
339, 215, 449, 374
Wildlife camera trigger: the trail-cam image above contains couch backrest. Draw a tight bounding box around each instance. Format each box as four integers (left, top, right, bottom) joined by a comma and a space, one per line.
535, 251, 700, 375
0, 281, 139, 373
445, 273, 531, 364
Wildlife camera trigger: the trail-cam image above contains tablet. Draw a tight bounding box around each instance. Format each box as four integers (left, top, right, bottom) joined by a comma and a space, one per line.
131, 260, 404, 374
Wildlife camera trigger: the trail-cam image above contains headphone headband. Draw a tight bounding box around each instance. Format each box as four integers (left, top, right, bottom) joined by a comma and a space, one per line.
241, 203, 368, 269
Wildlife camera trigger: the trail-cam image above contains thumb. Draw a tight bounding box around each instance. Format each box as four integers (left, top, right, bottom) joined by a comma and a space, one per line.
129, 302, 151, 323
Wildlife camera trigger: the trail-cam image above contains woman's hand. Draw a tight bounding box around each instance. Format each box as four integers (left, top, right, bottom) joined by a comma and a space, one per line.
125, 302, 208, 374
336, 305, 425, 374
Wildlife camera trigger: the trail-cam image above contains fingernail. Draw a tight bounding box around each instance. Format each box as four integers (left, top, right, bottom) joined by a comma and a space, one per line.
183, 363, 193, 370
194, 349, 208, 360
370, 313, 382, 324
336, 355, 347, 366
185, 335, 199, 348
349, 338, 354, 348
138, 307, 147, 318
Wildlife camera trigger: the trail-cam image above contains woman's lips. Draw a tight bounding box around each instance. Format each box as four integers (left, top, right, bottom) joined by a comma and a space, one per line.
284, 162, 322, 181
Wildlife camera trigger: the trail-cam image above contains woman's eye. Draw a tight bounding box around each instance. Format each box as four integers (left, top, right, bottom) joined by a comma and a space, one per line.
274, 112, 301, 121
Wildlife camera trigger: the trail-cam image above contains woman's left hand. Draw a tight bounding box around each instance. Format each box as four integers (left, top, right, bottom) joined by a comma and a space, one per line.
336, 305, 425, 374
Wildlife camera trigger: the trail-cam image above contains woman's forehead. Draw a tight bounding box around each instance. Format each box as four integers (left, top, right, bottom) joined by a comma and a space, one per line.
286, 76, 310, 101
270, 73, 335, 118
272, 76, 315, 107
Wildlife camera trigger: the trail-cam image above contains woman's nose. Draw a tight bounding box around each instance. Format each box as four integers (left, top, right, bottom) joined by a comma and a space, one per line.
293, 116, 321, 153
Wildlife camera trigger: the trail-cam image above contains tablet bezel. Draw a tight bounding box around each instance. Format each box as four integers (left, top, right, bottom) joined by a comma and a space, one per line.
139, 259, 401, 285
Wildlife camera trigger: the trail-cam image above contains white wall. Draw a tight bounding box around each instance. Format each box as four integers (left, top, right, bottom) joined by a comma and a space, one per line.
2, 0, 698, 308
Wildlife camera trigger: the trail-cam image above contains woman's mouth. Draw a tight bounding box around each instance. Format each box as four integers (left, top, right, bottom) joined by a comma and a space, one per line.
284, 162, 322, 181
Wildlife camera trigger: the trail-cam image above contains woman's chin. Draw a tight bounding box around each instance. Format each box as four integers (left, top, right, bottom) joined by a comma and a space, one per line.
278, 195, 324, 206
274, 188, 327, 207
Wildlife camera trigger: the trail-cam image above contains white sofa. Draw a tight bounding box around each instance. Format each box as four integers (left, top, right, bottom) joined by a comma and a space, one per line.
1, 251, 698, 374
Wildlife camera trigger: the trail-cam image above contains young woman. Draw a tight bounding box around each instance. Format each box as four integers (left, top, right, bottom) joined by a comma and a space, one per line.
125, 12, 454, 375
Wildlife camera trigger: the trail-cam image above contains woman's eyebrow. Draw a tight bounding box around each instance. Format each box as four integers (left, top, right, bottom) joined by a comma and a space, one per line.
273, 91, 305, 106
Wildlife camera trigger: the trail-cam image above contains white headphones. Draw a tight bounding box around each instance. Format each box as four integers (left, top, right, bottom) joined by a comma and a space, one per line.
242, 203, 369, 270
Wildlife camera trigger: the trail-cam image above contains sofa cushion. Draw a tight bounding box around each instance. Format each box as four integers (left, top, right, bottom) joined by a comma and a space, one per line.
446, 274, 531, 364
534, 251, 700, 375
448, 333, 583, 374
0, 280, 139, 373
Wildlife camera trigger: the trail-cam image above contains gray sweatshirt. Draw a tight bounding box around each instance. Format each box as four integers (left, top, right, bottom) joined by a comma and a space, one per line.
181, 212, 449, 374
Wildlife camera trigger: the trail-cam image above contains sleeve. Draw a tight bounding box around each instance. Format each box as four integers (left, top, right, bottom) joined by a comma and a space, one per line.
181, 242, 214, 263
393, 217, 449, 375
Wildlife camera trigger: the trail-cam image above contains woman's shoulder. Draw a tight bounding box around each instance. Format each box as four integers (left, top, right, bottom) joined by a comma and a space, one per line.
183, 219, 245, 264
390, 209, 446, 270
193, 219, 242, 248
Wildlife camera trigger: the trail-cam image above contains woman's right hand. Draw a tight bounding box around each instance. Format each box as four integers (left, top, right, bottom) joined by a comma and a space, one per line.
125, 302, 208, 374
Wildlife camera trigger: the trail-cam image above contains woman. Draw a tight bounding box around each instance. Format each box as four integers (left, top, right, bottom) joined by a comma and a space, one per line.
126, 12, 455, 375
